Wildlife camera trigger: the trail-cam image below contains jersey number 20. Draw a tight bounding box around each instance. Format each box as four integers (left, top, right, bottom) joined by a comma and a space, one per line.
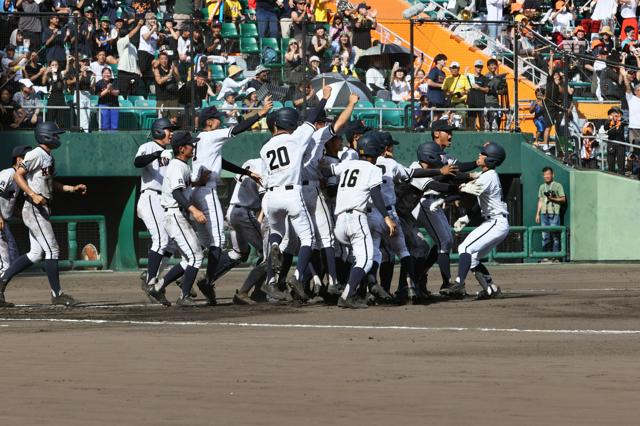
340, 169, 359, 188
266, 147, 290, 171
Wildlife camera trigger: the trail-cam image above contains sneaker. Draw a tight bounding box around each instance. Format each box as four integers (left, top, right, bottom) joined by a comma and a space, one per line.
287, 276, 309, 301
233, 290, 257, 305
269, 243, 283, 274
176, 296, 197, 307
197, 279, 217, 306
338, 296, 368, 309
51, 293, 79, 306
145, 285, 171, 306
447, 282, 467, 298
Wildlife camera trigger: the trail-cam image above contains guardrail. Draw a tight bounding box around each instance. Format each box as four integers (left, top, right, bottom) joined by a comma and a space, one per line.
10, 215, 108, 270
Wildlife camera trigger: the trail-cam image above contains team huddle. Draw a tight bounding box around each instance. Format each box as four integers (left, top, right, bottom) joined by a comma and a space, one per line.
0, 85, 510, 309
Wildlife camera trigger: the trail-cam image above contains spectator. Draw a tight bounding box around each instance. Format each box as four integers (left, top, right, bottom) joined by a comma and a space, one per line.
590, 0, 617, 30
329, 14, 346, 44
96, 16, 118, 56
580, 122, 599, 169
42, 15, 70, 69
310, 25, 330, 59
117, 18, 144, 98
293, 80, 319, 115
13, 79, 40, 128
179, 70, 214, 110
177, 26, 192, 74
620, 0, 638, 42
426, 53, 447, 120
290, 0, 314, 44
153, 51, 180, 121
220, 92, 240, 125
73, 55, 95, 132
241, 87, 263, 128
313, 0, 331, 23
442, 61, 471, 126
205, 22, 227, 57
42, 59, 66, 127
256, 0, 280, 38
284, 39, 304, 79
75, 8, 97, 59
486, 58, 507, 131
139, 13, 161, 90
550, 1, 574, 45
389, 65, 410, 102
598, 26, 615, 52
247, 65, 270, 91
467, 59, 489, 130
277, 0, 294, 40
414, 94, 431, 130
530, 94, 551, 148
332, 31, 356, 68
622, 68, 640, 151
350, 2, 377, 50
100, 0, 120, 23
23, 51, 45, 84
217, 64, 251, 99
599, 54, 623, 101
0, 88, 22, 129
305, 56, 322, 80
16, 0, 42, 51
90, 50, 112, 79
535, 167, 566, 257
2, 44, 26, 82
604, 106, 626, 174
486, 0, 506, 43
365, 56, 386, 95
95, 67, 119, 130
13, 30, 29, 58
224, 0, 247, 23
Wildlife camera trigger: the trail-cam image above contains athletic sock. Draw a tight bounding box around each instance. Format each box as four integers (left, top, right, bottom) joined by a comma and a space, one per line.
367, 261, 379, 285
205, 246, 222, 284
295, 246, 312, 280
335, 257, 348, 283
44, 259, 62, 297
379, 261, 394, 291
0, 255, 33, 284
414, 256, 427, 286
181, 265, 199, 298
322, 247, 338, 286
239, 262, 268, 293
341, 266, 366, 300
437, 252, 451, 285
157, 264, 184, 291
399, 256, 416, 289
266, 233, 283, 283
424, 245, 438, 269
457, 253, 472, 284
146, 250, 164, 283
310, 249, 324, 278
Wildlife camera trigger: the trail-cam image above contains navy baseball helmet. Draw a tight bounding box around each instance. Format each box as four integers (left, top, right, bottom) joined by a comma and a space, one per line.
344, 120, 370, 143
431, 119, 456, 133
171, 130, 199, 149
267, 107, 299, 132
199, 106, 225, 127
35, 121, 65, 148
11, 145, 32, 160
357, 131, 385, 158
151, 117, 177, 140
416, 141, 444, 167
379, 131, 399, 147
479, 142, 506, 168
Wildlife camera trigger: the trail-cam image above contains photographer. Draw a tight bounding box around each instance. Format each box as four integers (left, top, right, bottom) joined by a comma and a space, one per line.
535, 167, 566, 257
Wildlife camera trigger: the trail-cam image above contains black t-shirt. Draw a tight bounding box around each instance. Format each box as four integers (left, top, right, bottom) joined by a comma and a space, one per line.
467, 74, 487, 107
42, 26, 67, 64
155, 65, 178, 101
95, 78, 119, 106
178, 81, 208, 106
0, 100, 19, 129
24, 62, 43, 80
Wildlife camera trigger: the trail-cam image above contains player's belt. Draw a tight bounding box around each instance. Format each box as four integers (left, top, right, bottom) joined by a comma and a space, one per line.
365, 206, 393, 213
483, 213, 508, 220
142, 189, 161, 195
267, 185, 295, 191
345, 209, 366, 214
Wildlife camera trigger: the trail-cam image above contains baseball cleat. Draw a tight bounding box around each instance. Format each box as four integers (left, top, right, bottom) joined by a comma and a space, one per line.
369, 282, 392, 303
261, 281, 289, 301
287, 276, 309, 301
139, 271, 148, 291
269, 243, 283, 274
145, 285, 171, 306
197, 279, 217, 306
439, 282, 453, 296
0, 279, 13, 307
476, 285, 503, 300
51, 293, 79, 307
447, 282, 467, 298
233, 290, 257, 305
407, 285, 419, 304
327, 283, 342, 296
176, 296, 197, 307
176, 280, 197, 298
338, 296, 368, 309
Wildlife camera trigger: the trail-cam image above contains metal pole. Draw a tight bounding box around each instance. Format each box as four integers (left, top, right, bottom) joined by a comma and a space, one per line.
189, 16, 196, 131
74, 14, 81, 131
562, 51, 570, 159
513, 22, 520, 132
409, 18, 415, 132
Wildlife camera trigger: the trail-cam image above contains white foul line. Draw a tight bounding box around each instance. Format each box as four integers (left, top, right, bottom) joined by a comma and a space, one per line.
0, 318, 639, 335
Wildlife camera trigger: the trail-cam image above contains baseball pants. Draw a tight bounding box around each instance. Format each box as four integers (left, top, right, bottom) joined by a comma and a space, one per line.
413, 198, 453, 254
192, 186, 226, 248
0, 226, 12, 275
399, 215, 428, 259
368, 208, 409, 264
265, 187, 314, 247
334, 211, 374, 272
23, 201, 59, 262
302, 183, 335, 250
163, 208, 203, 270
137, 190, 170, 254
458, 216, 509, 269
227, 205, 263, 261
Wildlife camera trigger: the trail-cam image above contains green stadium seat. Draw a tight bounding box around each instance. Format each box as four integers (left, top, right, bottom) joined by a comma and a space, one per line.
272, 101, 284, 110
240, 37, 260, 54
134, 98, 157, 129
261, 38, 281, 52
200, 8, 209, 20
221, 22, 239, 39
209, 64, 226, 82
128, 95, 145, 104
117, 99, 139, 130
240, 23, 258, 38
284, 100, 294, 108
355, 100, 378, 128
376, 100, 405, 128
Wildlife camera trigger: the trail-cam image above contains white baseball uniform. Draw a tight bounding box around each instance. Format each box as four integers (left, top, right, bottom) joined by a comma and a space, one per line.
339, 147, 359, 162
161, 158, 203, 270
20, 146, 59, 262
330, 160, 382, 272
226, 158, 264, 261
0, 167, 20, 274
191, 127, 234, 248
135, 141, 173, 254
457, 170, 509, 268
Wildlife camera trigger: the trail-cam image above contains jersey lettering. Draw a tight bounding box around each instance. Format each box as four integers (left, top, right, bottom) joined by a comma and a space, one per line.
340, 169, 359, 188
266, 146, 291, 171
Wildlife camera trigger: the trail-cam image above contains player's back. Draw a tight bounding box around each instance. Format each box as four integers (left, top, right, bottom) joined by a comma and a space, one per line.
332, 160, 382, 215
477, 170, 508, 217
136, 141, 172, 191
0, 167, 18, 219
375, 156, 409, 206
229, 158, 263, 209
192, 128, 233, 188
260, 135, 306, 188
161, 159, 192, 209
22, 146, 54, 200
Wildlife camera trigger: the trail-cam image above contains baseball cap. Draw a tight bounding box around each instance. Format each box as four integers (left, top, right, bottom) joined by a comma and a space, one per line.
199, 106, 225, 123
431, 119, 456, 132
449, 61, 460, 68
245, 87, 257, 95
145, 12, 156, 20
5, 44, 15, 51
474, 59, 484, 67
309, 55, 320, 63
11, 145, 32, 159
357, 2, 371, 9
100, 16, 110, 22
254, 65, 269, 75
170, 131, 199, 148
18, 78, 33, 88
84, 5, 94, 12
196, 70, 208, 78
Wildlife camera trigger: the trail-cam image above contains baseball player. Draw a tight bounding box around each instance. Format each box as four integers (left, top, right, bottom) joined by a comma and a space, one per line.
145, 131, 207, 307
329, 132, 397, 308
134, 118, 177, 292
0, 122, 87, 308
339, 120, 370, 161
260, 86, 332, 302
0, 145, 32, 277
448, 142, 509, 300
191, 101, 272, 305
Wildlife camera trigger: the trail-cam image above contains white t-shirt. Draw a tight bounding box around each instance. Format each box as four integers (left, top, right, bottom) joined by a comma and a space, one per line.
626, 92, 640, 129
90, 61, 109, 78
191, 127, 234, 188
331, 160, 383, 215
177, 36, 191, 57
390, 79, 410, 102
366, 67, 386, 92
229, 158, 264, 209
551, 11, 573, 34
476, 169, 508, 217
621, 0, 637, 19
161, 158, 192, 209
135, 141, 172, 192
260, 122, 317, 188
138, 26, 158, 54
21, 146, 54, 200
591, 0, 617, 20
0, 167, 19, 219
117, 35, 139, 74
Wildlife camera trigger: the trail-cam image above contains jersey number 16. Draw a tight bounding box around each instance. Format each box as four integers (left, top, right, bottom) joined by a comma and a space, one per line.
340, 169, 359, 188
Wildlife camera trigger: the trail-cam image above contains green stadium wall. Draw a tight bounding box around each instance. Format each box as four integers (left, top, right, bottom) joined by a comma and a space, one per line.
2, 130, 637, 266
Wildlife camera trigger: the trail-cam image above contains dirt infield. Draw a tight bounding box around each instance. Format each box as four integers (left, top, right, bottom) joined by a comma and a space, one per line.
1, 264, 639, 425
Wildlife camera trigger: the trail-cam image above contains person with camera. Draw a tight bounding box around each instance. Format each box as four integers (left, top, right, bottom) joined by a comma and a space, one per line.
535, 167, 566, 258
153, 51, 181, 122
